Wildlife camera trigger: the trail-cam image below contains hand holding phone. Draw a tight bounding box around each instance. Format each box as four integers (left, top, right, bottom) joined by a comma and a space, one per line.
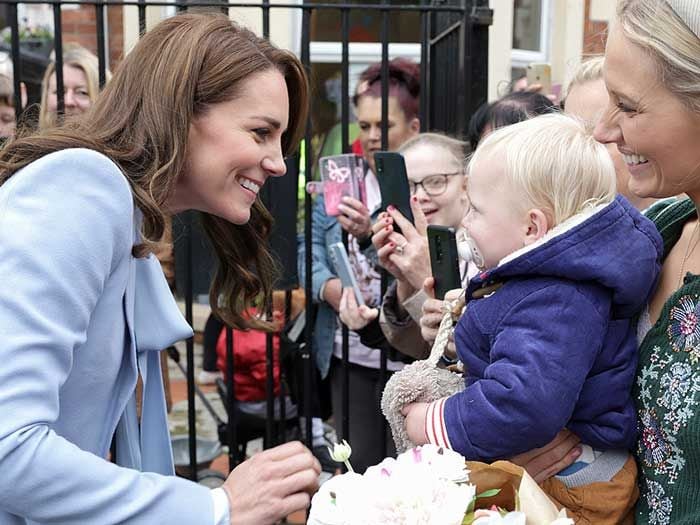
374, 151, 414, 230
427, 225, 461, 300
319, 154, 365, 216
329, 242, 365, 307
526, 62, 552, 96
339, 288, 378, 331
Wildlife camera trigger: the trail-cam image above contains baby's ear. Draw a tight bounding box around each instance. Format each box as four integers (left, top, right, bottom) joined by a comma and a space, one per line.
523, 208, 549, 246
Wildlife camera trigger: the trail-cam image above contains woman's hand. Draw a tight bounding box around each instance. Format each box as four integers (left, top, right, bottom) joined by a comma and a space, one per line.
338, 287, 379, 331
223, 441, 321, 525
419, 279, 462, 347
401, 402, 429, 445
524, 82, 558, 104
321, 278, 343, 313
337, 196, 372, 240
509, 430, 582, 483
372, 197, 431, 293
419, 278, 442, 345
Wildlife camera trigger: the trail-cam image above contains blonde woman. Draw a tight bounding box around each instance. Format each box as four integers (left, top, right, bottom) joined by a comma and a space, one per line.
39, 44, 111, 128
594, 1, 700, 523
487, 2, 700, 522
348, 132, 470, 360
563, 55, 657, 211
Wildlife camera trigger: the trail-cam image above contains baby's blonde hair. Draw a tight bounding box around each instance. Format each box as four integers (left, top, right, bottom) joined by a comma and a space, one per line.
468, 113, 616, 225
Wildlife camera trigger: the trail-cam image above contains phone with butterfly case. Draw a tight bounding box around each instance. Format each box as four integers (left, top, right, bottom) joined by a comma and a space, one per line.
319, 154, 365, 216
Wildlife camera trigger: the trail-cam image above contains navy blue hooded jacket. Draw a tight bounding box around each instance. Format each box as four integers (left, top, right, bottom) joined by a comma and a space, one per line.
438, 196, 663, 461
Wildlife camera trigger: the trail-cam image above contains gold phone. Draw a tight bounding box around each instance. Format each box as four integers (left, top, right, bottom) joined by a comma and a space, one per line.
526, 63, 552, 95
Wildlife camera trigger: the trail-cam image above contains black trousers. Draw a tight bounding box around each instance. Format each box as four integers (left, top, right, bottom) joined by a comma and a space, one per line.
330, 357, 396, 474
202, 313, 224, 372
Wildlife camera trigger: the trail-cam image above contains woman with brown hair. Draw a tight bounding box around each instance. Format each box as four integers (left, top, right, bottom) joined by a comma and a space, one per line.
0, 13, 318, 525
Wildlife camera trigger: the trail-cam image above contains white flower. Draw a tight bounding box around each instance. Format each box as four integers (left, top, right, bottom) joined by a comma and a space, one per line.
307, 473, 366, 525
327, 440, 354, 472
396, 444, 470, 482
309, 445, 475, 525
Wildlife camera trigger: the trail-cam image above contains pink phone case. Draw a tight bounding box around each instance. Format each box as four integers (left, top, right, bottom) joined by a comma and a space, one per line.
319, 154, 365, 216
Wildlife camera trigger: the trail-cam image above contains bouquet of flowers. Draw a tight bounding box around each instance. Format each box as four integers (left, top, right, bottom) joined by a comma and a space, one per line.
308, 442, 573, 525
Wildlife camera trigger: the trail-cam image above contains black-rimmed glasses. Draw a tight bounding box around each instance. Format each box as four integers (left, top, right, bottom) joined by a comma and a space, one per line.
409, 172, 463, 196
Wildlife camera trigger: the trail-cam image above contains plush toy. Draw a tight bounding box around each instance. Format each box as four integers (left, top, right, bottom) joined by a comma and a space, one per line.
381, 294, 466, 453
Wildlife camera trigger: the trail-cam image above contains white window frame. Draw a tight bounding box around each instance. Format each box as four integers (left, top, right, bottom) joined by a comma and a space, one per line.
289, 3, 421, 66
309, 42, 421, 64
510, 0, 551, 69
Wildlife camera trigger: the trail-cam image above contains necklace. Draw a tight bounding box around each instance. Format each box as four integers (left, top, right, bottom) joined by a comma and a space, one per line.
677, 220, 700, 289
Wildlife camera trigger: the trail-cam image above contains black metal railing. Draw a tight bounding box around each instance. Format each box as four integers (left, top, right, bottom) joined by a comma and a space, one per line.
0, 0, 491, 483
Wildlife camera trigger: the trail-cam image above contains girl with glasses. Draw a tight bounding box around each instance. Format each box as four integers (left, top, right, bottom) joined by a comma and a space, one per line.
340, 132, 470, 361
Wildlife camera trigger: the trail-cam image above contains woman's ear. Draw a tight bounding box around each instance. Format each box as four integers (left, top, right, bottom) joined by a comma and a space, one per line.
409, 117, 420, 135
523, 208, 549, 246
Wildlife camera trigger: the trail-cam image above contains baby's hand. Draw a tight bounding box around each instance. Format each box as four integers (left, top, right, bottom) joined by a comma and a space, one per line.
445, 330, 457, 360
401, 402, 429, 445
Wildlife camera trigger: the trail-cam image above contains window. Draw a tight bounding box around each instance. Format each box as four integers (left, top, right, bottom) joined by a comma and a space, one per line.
298, 0, 423, 160
511, 0, 551, 68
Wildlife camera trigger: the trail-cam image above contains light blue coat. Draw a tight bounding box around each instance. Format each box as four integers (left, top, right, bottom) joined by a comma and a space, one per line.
0, 149, 213, 524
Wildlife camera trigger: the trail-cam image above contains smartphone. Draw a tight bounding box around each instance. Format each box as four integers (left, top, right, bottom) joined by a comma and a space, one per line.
329, 242, 365, 307
374, 151, 414, 231
526, 62, 552, 96
427, 225, 461, 300
319, 154, 365, 216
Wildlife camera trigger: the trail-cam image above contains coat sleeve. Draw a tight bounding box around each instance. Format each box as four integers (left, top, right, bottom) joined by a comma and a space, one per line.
379, 281, 430, 360
442, 284, 608, 461
297, 196, 338, 303
0, 150, 213, 523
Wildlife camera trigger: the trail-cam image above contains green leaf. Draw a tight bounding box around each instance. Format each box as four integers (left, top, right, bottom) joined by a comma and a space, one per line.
476, 488, 501, 499
461, 511, 476, 525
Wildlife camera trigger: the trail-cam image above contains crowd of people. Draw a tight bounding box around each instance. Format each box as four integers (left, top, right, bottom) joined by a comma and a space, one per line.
303, 1, 699, 523
0, 42, 107, 142
0, 0, 698, 523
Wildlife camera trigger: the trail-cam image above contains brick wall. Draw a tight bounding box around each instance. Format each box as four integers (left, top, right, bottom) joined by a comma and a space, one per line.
60, 4, 124, 71
583, 0, 608, 56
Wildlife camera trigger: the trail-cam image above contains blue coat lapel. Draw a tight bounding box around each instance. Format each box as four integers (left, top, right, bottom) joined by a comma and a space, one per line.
116, 215, 194, 475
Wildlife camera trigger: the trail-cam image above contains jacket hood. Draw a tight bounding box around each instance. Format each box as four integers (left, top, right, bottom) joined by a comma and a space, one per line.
471, 196, 663, 318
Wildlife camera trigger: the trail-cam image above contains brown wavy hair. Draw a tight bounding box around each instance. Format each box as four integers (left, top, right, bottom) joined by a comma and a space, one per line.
0, 13, 309, 331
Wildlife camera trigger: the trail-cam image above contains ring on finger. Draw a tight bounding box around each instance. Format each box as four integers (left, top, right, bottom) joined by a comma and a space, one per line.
395, 242, 408, 255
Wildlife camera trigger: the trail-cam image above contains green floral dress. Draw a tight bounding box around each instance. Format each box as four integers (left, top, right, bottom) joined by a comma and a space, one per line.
635, 198, 700, 525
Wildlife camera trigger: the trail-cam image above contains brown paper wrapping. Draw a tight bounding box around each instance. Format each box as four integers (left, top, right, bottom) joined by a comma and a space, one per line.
467, 460, 570, 524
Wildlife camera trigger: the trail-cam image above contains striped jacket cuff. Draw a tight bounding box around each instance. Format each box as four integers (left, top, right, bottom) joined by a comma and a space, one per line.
425, 397, 453, 449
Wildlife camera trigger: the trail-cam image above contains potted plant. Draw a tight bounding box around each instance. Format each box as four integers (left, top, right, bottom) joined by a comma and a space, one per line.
1, 21, 54, 59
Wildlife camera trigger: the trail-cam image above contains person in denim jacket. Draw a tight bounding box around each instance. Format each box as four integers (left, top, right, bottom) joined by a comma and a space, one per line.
299, 58, 419, 473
